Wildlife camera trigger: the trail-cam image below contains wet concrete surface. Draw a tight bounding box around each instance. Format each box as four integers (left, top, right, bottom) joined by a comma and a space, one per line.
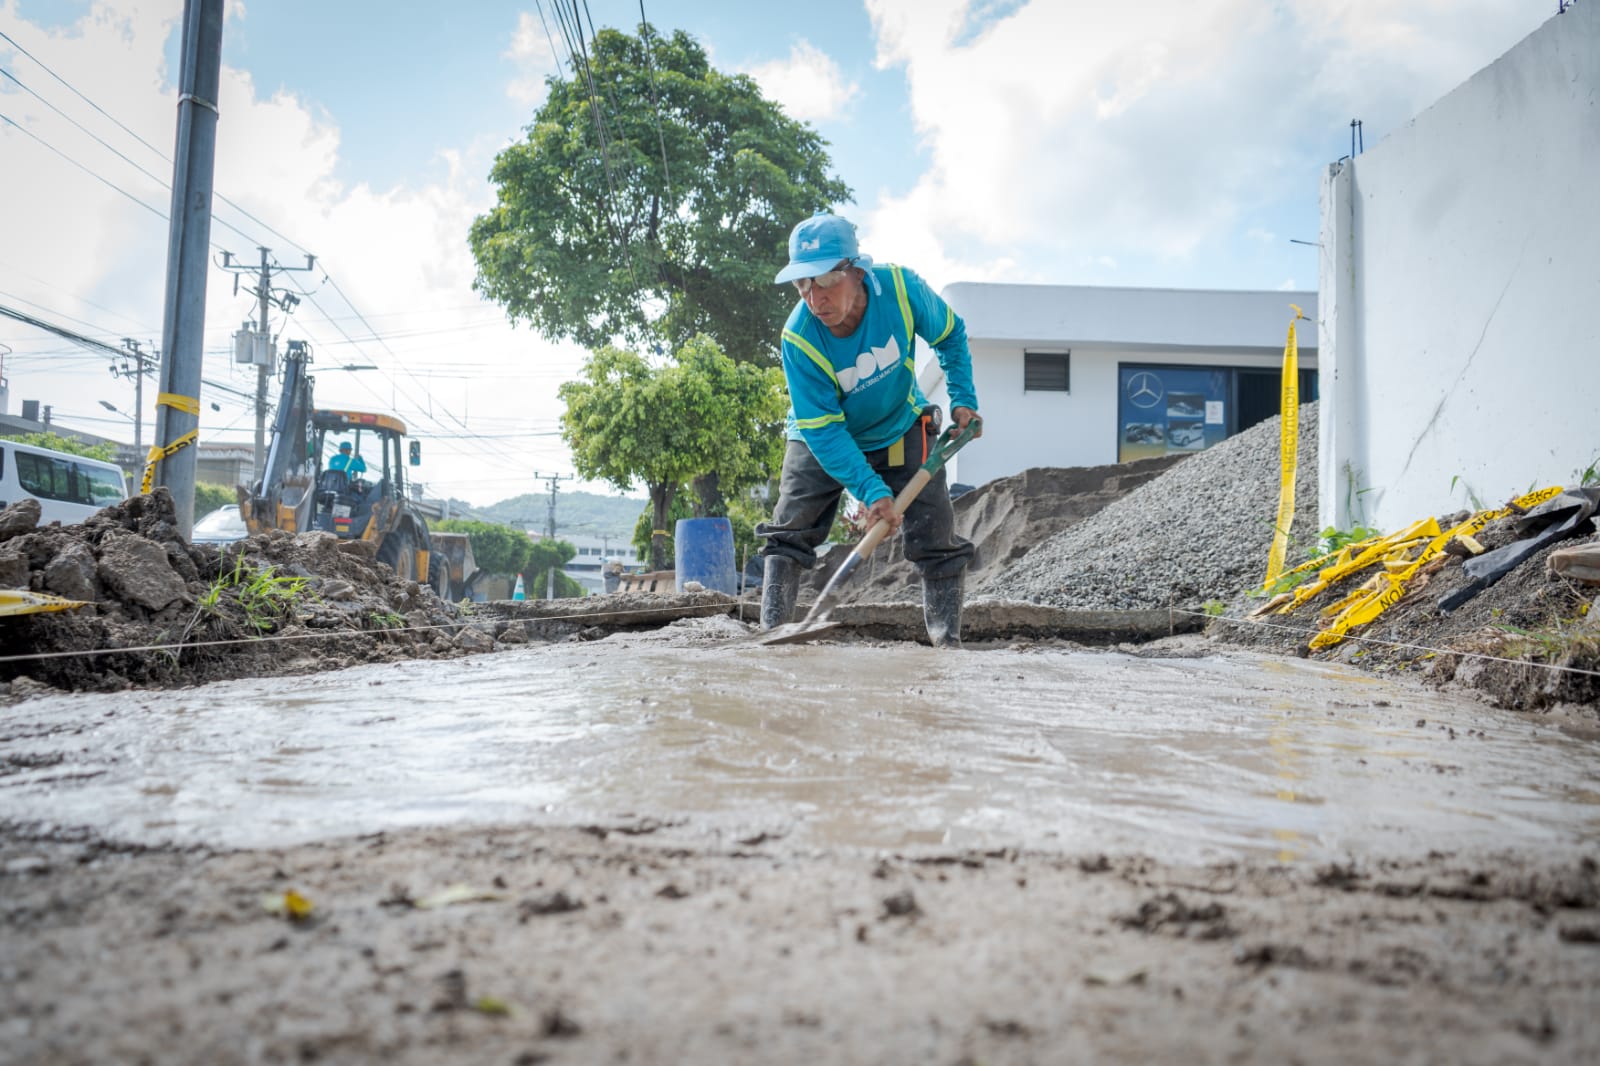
5, 633, 1597, 863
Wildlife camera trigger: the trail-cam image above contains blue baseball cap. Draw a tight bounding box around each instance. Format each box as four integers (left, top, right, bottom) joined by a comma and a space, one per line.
774, 211, 874, 284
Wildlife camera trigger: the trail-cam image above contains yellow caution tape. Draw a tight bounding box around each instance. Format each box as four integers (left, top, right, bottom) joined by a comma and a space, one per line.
140, 429, 199, 494
1277, 518, 1439, 612
0, 589, 90, 616
1307, 485, 1564, 649
157, 392, 200, 416
1262, 306, 1304, 587
137, 393, 204, 493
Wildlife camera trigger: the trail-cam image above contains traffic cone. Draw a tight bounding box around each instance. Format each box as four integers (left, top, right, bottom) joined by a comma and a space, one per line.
512, 573, 526, 601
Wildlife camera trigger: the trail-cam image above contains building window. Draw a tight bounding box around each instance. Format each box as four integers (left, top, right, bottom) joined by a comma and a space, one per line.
1024, 350, 1070, 392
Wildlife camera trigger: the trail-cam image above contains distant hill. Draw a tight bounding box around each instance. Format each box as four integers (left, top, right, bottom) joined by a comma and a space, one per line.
473, 490, 649, 542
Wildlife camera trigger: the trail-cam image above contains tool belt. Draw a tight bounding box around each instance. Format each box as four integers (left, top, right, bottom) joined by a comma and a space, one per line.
875, 406, 941, 470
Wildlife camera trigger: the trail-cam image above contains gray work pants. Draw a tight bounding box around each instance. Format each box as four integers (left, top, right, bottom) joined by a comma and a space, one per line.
756, 419, 973, 581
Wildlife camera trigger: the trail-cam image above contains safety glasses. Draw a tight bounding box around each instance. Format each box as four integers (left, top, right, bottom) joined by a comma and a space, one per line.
792, 260, 854, 295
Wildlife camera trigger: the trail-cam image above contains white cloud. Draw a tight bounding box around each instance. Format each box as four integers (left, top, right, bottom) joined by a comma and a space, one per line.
0, 1, 604, 508
505, 10, 558, 109
858, 0, 1558, 287
744, 39, 859, 124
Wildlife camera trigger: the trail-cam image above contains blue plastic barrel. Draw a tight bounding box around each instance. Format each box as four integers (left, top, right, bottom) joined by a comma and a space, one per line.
674, 516, 736, 594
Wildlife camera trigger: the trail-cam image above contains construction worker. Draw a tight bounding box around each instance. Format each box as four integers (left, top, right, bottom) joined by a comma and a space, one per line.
327, 441, 367, 478
758, 211, 982, 647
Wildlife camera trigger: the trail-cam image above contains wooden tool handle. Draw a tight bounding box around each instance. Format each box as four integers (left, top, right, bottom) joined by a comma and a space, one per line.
854, 469, 931, 560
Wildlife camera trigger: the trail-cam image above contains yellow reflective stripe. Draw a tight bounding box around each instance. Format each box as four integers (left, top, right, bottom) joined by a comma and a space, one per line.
890, 266, 914, 353
795, 413, 845, 430
157, 392, 200, 415
782, 329, 839, 392
931, 305, 955, 345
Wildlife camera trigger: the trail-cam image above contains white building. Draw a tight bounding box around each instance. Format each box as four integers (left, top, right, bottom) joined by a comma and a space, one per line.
1318, 3, 1597, 533
550, 533, 645, 595
919, 284, 1317, 488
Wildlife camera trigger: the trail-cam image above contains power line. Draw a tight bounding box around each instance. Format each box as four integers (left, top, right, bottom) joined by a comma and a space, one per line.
0, 300, 258, 403
550, 0, 637, 289
0, 108, 168, 223
0, 104, 260, 254
637, 3, 675, 209
2, 26, 576, 498
0, 61, 527, 476
0, 27, 311, 261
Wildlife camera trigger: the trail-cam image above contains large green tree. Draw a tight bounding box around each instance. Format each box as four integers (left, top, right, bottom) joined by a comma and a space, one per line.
560, 335, 786, 569
469, 22, 851, 363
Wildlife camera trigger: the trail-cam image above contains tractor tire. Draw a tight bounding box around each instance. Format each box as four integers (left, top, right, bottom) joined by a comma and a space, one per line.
428, 554, 452, 600
377, 528, 418, 582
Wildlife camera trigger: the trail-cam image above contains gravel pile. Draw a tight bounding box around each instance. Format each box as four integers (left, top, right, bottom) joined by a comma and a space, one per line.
983, 403, 1320, 611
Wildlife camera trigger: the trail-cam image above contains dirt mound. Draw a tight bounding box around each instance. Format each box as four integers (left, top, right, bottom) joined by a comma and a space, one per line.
1211, 495, 1600, 711
0, 489, 478, 694
812, 454, 1187, 603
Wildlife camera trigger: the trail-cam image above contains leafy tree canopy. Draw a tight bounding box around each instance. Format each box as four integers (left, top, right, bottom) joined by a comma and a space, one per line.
469, 22, 851, 363
560, 334, 787, 569
2, 431, 117, 462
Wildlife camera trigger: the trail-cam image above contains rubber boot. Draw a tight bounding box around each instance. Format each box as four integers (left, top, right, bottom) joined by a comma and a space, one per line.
922, 572, 965, 648
760, 555, 801, 630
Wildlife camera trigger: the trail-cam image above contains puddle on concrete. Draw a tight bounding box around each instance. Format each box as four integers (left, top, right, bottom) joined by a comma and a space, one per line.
2, 640, 1597, 863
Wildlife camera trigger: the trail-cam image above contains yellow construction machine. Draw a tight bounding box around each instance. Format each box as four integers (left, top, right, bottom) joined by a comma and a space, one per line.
239, 344, 433, 583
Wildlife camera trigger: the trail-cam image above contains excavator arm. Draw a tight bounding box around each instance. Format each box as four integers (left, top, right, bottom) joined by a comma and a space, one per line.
241, 345, 315, 535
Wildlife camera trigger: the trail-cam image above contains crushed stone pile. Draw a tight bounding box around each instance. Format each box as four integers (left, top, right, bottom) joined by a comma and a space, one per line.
0, 489, 479, 694
825, 454, 1187, 604
983, 404, 1320, 611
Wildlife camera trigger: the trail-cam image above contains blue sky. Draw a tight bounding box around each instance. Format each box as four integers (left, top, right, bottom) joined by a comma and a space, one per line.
0, 0, 1559, 507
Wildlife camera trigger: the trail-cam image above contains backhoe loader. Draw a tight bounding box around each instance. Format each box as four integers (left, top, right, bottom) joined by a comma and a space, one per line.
238, 343, 433, 583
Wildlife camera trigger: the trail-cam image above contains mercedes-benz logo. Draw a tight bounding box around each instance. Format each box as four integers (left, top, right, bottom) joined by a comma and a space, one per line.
1126, 371, 1164, 409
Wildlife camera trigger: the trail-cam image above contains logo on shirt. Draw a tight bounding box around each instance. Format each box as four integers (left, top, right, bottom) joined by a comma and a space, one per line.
837, 336, 900, 394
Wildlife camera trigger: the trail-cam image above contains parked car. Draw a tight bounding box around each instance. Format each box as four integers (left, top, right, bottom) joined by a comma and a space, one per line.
190, 504, 249, 544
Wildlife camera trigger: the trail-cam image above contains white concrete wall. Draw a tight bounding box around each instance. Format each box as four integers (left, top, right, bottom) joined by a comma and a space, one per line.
1319, 4, 1599, 533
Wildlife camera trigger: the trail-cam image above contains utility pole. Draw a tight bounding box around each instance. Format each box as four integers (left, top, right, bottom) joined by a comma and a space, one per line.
112, 339, 156, 452
153, 0, 223, 537
532, 470, 575, 599
220, 245, 315, 481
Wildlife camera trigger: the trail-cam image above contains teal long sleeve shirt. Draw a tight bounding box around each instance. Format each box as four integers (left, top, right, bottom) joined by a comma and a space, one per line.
780, 264, 979, 506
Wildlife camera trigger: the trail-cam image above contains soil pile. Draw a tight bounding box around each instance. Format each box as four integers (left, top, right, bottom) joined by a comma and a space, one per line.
0, 488, 480, 693
817, 454, 1187, 604
1210, 491, 1600, 710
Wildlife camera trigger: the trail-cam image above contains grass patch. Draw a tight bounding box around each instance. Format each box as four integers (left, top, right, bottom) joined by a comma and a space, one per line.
1495, 620, 1600, 663
195, 555, 311, 636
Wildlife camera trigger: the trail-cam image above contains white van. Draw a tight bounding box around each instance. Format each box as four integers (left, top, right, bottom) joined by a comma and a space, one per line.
0, 439, 130, 525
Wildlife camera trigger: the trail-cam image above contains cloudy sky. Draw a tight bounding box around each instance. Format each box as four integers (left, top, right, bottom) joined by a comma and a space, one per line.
0, 0, 1557, 508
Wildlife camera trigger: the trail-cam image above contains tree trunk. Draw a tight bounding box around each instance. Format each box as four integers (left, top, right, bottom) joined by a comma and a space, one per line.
692, 471, 723, 518
648, 483, 675, 572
